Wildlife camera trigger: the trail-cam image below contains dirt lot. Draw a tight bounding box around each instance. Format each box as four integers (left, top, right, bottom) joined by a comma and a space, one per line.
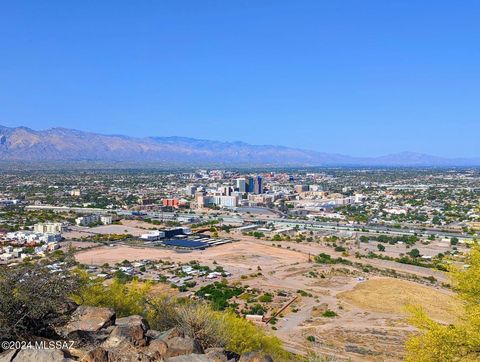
74, 237, 456, 361
64, 224, 147, 239
75, 240, 307, 276
338, 278, 461, 324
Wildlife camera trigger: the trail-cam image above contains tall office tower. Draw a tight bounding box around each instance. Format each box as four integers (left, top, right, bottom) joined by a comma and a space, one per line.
222, 186, 233, 196
295, 185, 309, 193
246, 176, 255, 193
236, 178, 246, 193
253, 175, 263, 194
185, 185, 197, 196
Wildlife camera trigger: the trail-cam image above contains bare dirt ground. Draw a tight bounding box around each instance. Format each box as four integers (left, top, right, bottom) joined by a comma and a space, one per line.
60, 241, 98, 250
75, 236, 456, 361
75, 240, 306, 276
64, 224, 147, 239
338, 278, 460, 324
120, 219, 161, 230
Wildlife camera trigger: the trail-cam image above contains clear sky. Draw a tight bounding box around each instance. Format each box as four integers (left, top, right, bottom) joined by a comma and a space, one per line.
0, 1, 479, 158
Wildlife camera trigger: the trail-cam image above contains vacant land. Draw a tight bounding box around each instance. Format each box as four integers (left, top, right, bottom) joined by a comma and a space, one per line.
75, 240, 307, 276
338, 278, 461, 324
64, 224, 146, 239
75, 238, 456, 361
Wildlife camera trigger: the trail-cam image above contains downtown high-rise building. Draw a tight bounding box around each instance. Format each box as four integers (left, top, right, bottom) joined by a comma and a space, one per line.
236, 178, 246, 193
246, 176, 255, 193
253, 175, 262, 194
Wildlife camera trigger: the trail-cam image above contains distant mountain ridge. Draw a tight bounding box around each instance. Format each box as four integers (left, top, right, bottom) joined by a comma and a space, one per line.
0, 125, 478, 166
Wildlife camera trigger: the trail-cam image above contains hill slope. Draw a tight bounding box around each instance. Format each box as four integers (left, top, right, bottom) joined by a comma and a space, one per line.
0, 125, 477, 166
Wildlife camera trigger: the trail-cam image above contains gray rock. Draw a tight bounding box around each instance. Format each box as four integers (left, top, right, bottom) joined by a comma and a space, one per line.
158, 328, 181, 342
109, 315, 148, 347
165, 336, 202, 358
115, 315, 149, 330
165, 354, 212, 362
144, 339, 168, 359
205, 348, 228, 362
80, 347, 110, 362
145, 329, 162, 340
10, 349, 74, 362
0, 350, 17, 362
238, 352, 274, 362
60, 306, 116, 336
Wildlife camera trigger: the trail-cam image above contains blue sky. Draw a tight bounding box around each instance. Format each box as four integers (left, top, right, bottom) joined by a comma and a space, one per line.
0, 1, 479, 158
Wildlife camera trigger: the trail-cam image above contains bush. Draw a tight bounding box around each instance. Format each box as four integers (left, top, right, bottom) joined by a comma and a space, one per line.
72, 270, 152, 317
146, 295, 181, 332
258, 293, 273, 303
195, 281, 244, 310
306, 335, 316, 342
314, 253, 334, 264
0, 261, 80, 341
146, 298, 293, 360
176, 303, 226, 350
220, 311, 291, 360
322, 310, 337, 317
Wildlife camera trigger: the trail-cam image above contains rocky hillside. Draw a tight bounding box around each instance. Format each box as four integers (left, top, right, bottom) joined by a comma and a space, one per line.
1, 125, 477, 166
0, 306, 273, 362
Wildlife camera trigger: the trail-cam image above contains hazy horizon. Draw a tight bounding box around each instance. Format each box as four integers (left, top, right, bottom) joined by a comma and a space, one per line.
2, 123, 480, 161
1, 1, 480, 158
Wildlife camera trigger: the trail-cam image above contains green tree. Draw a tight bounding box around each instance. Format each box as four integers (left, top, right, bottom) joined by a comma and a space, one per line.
408, 248, 421, 258
405, 245, 480, 361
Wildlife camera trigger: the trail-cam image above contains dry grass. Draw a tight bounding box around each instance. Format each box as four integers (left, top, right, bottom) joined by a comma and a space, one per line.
338, 277, 462, 324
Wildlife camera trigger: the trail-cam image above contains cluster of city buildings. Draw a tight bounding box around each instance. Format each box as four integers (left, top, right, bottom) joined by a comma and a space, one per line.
0, 222, 64, 262
193, 175, 263, 208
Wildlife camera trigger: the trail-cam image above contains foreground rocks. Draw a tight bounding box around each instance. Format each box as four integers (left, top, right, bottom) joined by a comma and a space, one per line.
0, 307, 274, 362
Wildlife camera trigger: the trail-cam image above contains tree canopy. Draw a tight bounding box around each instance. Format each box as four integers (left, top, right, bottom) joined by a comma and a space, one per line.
405, 245, 480, 361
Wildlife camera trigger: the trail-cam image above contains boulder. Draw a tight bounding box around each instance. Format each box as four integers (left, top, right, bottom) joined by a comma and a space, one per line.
144, 339, 168, 359
165, 336, 202, 358
8, 349, 74, 362
0, 350, 17, 362
157, 328, 182, 342
108, 315, 149, 347
91, 344, 153, 362
205, 348, 228, 362
165, 355, 212, 362
80, 347, 110, 362
238, 352, 274, 362
145, 329, 162, 340
60, 306, 115, 338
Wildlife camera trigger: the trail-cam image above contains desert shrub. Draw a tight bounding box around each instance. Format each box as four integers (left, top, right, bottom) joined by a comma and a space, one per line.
146, 296, 292, 360
405, 245, 480, 361
145, 295, 182, 331
322, 310, 337, 317
258, 293, 273, 303
219, 311, 291, 360
0, 262, 80, 342
72, 270, 152, 317
195, 281, 244, 310
176, 303, 227, 350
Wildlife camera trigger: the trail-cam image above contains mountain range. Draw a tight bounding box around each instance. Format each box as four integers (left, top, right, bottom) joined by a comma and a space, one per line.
0, 125, 478, 166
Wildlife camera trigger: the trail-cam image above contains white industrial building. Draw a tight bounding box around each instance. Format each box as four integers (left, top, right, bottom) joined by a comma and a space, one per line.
140, 230, 165, 241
